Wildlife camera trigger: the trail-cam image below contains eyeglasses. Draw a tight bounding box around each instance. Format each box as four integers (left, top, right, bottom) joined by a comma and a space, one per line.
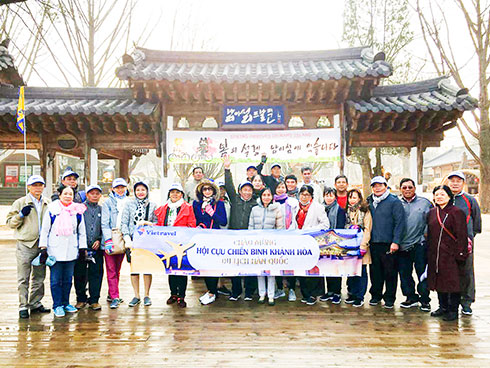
401, 186, 414, 190
202, 187, 213, 191
299, 192, 312, 197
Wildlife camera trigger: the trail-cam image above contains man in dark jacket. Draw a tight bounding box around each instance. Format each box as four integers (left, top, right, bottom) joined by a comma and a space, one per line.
256, 154, 284, 193
223, 156, 258, 300
447, 171, 482, 316
367, 176, 406, 309
51, 169, 86, 203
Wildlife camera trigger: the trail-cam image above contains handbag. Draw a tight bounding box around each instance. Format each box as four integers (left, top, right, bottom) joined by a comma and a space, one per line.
110, 228, 126, 255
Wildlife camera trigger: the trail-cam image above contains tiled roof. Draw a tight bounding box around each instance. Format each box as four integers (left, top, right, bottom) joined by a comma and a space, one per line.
116, 46, 392, 83
346, 77, 477, 113
424, 144, 480, 168
0, 86, 157, 115
0, 39, 24, 86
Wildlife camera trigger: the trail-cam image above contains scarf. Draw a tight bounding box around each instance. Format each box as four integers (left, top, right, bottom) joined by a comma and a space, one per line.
165, 198, 184, 226
134, 198, 149, 224
372, 190, 390, 209
287, 188, 298, 198
346, 204, 366, 229
324, 201, 339, 229
56, 201, 86, 236
201, 196, 213, 210
296, 201, 311, 229
274, 193, 288, 204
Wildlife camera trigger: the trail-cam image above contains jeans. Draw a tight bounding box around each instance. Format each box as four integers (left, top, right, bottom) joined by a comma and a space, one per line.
258, 276, 275, 298
369, 243, 398, 304
104, 253, 124, 299
74, 250, 104, 304
50, 260, 76, 309
397, 243, 430, 303
231, 276, 257, 297
169, 275, 187, 298
326, 277, 341, 295
205, 277, 219, 294
347, 265, 368, 301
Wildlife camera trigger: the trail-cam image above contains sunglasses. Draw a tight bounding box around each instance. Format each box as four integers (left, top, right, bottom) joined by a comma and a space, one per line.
401, 186, 414, 189
202, 187, 213, 191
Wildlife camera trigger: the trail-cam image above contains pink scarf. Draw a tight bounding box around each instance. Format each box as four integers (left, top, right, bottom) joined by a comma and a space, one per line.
56, 202, 86, 236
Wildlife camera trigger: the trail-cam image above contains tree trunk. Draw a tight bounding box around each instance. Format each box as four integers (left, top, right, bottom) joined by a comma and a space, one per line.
373, 148, 383, 176
479, 128, 490, 212
361, 159, 373, 199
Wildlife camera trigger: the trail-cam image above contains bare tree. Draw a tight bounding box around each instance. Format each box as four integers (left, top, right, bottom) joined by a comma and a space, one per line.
416, 0, 490, 211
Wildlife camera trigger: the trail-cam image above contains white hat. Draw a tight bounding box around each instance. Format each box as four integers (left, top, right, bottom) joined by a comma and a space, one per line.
27, 175, 45, 186
86, 184, 102, 193
168, 183, 184, 195
112, 178, 128, 188
448, 170, 466, 181
61, 170, 79, 180
370, 176, 387, 186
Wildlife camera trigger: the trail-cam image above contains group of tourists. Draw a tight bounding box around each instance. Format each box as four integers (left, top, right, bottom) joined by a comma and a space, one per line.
7, 154, 481, 322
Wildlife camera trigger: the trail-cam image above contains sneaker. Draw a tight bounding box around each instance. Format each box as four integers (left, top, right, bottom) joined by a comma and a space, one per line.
274, 289, 286, 299
199, 292, 210, 302
244, 295, 253, 301
461, 305, 473, 316
75, 302, 86, 309
331, 294, 341, 304
200, 293, 216, 305
106, 295, 112, 303
288, 289, 297, 302
177, 298, 187, 308
167, 295, 178, 305
64, 304, 78, 313
258, 296, 266, 304
353, 299, 364, 308
268, 298, 275, 306
89, 303, 102, 311
345, 295, 356, 304
306, 296, 317, 306
319, 292, 334, 302
217, 285, 232, 296
400, 299, 419, 309
229, 295, 241, 301
110, 298, 121, 309
369, 298, 381, 306
128, 297, 141, 307
431, 308, 447, 317
420, 303, 431, 312
19, 309, 29, 319
143, 297, 152, 306
383, 302, 394, 309
54, 306, 65, 317
300, 297, 308, 303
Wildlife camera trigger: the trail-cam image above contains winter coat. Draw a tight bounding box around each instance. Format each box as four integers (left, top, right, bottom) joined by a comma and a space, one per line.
224, 169, 257, 229
453, 192, 481, 240
39, 201, 87, 262
248, 202, 284, 230
120, 198, 157, 239
84, 201, 102, 247
184, 178, 202, 202
367, 193, 406, 244
427, 203, 468, 293
323, 202, 346, 229
278, 197, 299, 230
256, 162, 283, 193
101, 192, 128, 243
7, 194, 50, 247
345, 207, 372, 265
399, 195, 433, 250
292, 201, 330, 230
155, 202, 196, 228
193, 198, 227, 229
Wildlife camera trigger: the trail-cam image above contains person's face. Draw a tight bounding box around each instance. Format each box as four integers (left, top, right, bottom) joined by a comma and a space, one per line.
285, 179, 297, 191
252, 176, 264, 190
271, 166, 281, 177
202, 186, 214, 198
113, 185, 126, 196
28, 183, 45, 199
87, 189, 101, 204
348, 191, 360, 206
62, 175, 78, 189
219, 187, 226, 199
193, 169, 204, 181
324, 192, 336, 205
275, 183, 287, 196
302, 170, 312, 183
60, 187, 74, 205
372, 183, 387, 196
239, 185, 253, 201
335, 178, 348, 192
135, 185, 148, 200
434, 189, 450, 207
169, 189, 183, 203
261, 191, 273, 206
299, 190, 312, 205
247, 168, 257, 178
400, 181, 416, 200
448, 176, 464, 194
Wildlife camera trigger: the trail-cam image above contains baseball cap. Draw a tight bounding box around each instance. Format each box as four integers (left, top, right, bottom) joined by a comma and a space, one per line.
61, 170, 79, 180
246, 165, 257, 171
238, 181, 253, 191
168, 183, 184, 194
86, 184, 102, 193
112, 178, 128, 188
271, 163, 281, 169
27, 175, 45, 186
448, 170, 466, 181
370, 176, 388, 186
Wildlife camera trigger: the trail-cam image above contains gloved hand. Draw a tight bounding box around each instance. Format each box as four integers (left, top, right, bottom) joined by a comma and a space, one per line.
78, 249, 88, 261
261, 154, 267, 164
20, 205, 33, 217
40, 248, 48, 264
125, 248, 132, 263
205, 204, 215, 217
105, 239, 114, 254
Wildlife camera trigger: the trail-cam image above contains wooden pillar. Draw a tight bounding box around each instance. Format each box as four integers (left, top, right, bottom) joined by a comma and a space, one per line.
90, 148, 98, 186
120, 156, 130, 181
161, 103, 168, 177
416, 134, 424, 186
38, 132, 47, 180
339, 104, 346, 175
83, 133, 92, 188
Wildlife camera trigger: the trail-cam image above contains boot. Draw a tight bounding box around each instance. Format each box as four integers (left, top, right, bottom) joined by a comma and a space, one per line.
430, 308, 447, 317
442, 311, 458, 321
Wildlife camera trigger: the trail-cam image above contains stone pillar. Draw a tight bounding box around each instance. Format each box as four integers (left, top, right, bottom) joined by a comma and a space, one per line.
90, 148, 98, 185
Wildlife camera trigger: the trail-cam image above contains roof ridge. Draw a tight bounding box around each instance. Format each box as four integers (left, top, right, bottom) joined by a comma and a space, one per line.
372, 77, 449, 97
0, 86, 134, 100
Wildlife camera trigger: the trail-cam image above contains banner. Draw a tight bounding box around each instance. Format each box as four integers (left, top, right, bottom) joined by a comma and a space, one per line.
222, 105, 285, 127
131, 226, 363, 277
167, 128, 340, 164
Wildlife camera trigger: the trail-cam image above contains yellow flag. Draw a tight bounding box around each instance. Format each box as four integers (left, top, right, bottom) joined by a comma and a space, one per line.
16, 86, 25, 134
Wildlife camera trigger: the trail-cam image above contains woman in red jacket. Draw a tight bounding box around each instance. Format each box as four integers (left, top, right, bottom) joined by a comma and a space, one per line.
155, 183, 196, 308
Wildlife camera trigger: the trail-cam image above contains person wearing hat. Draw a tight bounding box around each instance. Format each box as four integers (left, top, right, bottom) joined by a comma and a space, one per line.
447, 170, 482, 316
155, 183, 196, 308
256, 154, 284, 193
193, 179, 228, 305
7, 175, 51, 318
366, 176, 406, 309
223, 156, 258, 301
101, 178, 129, 309
246, 165, 258, 182
51, 169, 86, 203
120, 181, 158, 307
73, 184, 104, 311
184, 167, 205, 202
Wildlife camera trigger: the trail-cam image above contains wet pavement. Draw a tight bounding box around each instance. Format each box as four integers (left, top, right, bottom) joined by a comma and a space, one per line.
1, 217, 490, 367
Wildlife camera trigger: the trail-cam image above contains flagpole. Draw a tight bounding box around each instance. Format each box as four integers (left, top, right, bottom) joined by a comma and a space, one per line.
23, 120, 27, 196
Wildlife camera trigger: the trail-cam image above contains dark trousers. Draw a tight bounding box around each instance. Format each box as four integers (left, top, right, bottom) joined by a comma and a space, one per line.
50, 260, 76, 309
397, 243, 430, 303
369, 243, 398, 304
231, 276, 257, 297
460, 252, 475, 307
299, 277, 321, 299
169, 275, 187, 298
438, 292, 460, 313
205, 277, 219, 294
276, 276, 297, 290
347, 265, 368, 301
326, 277, 341, 295
74, 250, 104, 304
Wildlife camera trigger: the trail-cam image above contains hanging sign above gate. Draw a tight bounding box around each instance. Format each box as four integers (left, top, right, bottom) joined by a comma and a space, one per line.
222, 105, 285, 129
